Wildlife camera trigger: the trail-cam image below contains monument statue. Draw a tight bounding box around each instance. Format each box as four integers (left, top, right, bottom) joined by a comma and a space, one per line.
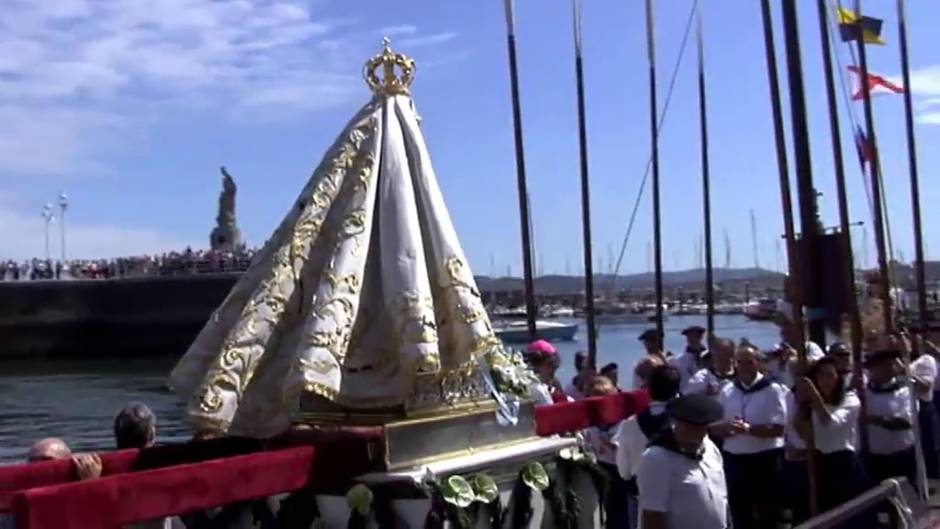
209, 166, 242, 251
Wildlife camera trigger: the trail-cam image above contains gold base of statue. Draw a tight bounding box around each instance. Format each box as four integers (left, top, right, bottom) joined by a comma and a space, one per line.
294, 370, 538, 470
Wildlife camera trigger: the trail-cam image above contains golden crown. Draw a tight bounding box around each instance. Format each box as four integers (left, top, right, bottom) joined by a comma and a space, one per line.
363, 38, 415, 96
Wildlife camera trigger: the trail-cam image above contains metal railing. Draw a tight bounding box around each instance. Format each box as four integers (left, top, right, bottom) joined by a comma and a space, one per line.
795, 478, 928, 529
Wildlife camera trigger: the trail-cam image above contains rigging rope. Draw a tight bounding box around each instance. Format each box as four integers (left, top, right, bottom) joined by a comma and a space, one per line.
609, 0, 698, 290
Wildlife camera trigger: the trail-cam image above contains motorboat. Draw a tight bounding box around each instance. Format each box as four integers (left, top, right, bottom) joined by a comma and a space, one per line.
493, 319, 578, 343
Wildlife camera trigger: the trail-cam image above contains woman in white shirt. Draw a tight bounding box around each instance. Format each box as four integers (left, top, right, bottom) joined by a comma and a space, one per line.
863, 349, 917, 489
785, 356, 865, 524
712, 343, 787, 529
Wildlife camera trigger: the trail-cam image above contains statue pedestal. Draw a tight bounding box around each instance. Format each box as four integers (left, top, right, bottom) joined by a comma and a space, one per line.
313, 436, 603, 528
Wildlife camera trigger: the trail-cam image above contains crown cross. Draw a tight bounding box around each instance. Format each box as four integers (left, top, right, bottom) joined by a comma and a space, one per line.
363, 38, 416, 96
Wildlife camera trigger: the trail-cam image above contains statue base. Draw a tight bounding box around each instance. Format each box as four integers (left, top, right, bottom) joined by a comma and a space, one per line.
295, 398, 538, 470
310, 436, 601, 528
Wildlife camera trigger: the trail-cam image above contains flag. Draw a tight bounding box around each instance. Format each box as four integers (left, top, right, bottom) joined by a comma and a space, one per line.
836, 7, 886, 45
854, 126, 875, 168
847, 65, 904, 100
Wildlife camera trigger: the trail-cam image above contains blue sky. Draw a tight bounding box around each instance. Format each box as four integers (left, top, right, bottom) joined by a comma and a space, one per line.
1, 0, 938, 278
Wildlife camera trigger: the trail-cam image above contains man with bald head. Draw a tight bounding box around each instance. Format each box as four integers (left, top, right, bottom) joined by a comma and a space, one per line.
27, 437, 71, 462
27, 437, 101, 480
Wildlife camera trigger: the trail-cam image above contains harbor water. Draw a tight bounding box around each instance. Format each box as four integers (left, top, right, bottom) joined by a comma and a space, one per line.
0, 314, 781, 464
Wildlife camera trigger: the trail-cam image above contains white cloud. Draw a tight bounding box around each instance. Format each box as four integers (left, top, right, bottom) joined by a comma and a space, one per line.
905, 65, 940, 124
0, 105, 125, 176
0, 0, 361, 177
0, 1, 459, 177
398, 32, 458, 48
0, 203, 198, 260
917, 112, 940, 125
376, 25, 417, 37
908, 65, 940, 96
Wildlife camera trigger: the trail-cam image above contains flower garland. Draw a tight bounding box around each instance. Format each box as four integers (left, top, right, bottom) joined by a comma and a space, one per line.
341, 449, 606, 528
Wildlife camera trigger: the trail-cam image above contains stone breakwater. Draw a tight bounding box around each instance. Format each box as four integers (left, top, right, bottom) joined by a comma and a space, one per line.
0, 274, 239, 357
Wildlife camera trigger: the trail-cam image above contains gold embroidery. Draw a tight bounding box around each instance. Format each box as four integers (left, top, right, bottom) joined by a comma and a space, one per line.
395, 290, 439, 345
300, 357, 336, 375
198, 384, 224, 414
305, 381, 341, 401
191, 113, 378, 424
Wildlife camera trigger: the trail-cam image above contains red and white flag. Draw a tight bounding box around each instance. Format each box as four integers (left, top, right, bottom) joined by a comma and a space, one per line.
848, 65, 904, 100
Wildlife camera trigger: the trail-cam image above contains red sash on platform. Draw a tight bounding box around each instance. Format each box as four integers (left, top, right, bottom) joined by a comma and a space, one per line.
1, 393, 648, 529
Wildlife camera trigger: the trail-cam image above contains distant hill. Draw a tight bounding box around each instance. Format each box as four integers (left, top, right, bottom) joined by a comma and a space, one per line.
474, 267, 786, 294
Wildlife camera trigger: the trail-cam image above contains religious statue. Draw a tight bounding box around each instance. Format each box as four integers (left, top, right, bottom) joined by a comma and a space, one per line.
209, 166, 243, 252
171, 40, 498, 439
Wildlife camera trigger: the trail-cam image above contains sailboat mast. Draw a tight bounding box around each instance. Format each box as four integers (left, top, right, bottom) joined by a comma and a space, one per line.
759, 0, 800, 286
853, 0, 894, 332
750, 209, 760, 269
501, 0, 538, 338
571, 0, 598, 367
761, 0, 817, 514
814, 0, 867, 447
644, 0, 665, 343
723, 229, 731, 269
696, 8, 715, 339
896, 0, 929, 331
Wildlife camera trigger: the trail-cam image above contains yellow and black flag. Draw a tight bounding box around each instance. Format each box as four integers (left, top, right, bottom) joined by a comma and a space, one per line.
837, 7, 886, 45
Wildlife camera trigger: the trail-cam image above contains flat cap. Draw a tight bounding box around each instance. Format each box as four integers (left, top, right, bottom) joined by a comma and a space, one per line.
639, 328, 663, 341
666, 394, 724, 426
682, 325, 706, 336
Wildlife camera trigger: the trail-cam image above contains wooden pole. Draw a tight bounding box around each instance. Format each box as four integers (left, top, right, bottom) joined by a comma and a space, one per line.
644, 0, 665, 346
760, 0, 818, 515
892, 0, 930, 497
814, 0, 868, 448
571, 0, 598, 368
852, 0, 894, 332
501, 0, 538, 339
780, 0, 826, 348
695, 8, 715, 340
896, 0, 929, 332
852, 0, 928, 500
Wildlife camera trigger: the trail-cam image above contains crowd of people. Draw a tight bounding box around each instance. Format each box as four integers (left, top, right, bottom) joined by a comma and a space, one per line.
0, 248, 257, 281
522, 314, 940, 529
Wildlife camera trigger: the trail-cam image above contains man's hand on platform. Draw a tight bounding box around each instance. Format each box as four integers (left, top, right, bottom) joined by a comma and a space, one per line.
73, 453, 102, 481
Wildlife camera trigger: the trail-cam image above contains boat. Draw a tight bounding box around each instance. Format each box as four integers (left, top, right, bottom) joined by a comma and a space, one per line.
539, 304, 575, 318
493, 319, 578, 343
744, 297, 779, 321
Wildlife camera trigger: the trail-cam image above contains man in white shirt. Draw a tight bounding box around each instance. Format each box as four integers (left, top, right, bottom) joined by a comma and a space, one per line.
911, 340, 939, 478
712, 343, 788, 529
670, 325, 708, 392
766, 340, 825, 388
864, 349, 918, 489
767, 304, 825, 386
633, 329, 667, 389
686, 337, 736, 399
637, 394, 727, 529
616, 365, 681, 529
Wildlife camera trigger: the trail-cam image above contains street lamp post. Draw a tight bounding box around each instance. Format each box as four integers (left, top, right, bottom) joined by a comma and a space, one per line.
41, 203, 55, 262
58, 192, 68, 262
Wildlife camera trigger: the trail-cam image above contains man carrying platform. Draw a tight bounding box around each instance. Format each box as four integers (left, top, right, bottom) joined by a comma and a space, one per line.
636, 393, 727, 529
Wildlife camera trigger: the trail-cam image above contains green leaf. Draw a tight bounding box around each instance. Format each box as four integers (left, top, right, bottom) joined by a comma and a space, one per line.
521, 462, 550, 492
471, 473, 499, 503
442, 475, 475, 508
345, 484, 373, 517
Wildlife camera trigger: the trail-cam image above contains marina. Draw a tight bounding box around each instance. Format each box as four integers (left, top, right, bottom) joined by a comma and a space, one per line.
0, 0, 939, 527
